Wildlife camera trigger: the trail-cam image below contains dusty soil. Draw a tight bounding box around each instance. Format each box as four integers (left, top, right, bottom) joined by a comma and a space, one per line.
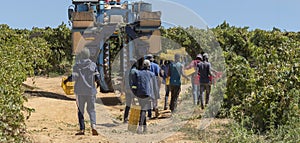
23, 76, 228, 143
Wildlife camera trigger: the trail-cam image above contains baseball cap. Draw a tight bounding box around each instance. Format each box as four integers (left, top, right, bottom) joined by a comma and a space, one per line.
196, 54, 203, 60
143, 59, 151, 67
203, 53, 209, 59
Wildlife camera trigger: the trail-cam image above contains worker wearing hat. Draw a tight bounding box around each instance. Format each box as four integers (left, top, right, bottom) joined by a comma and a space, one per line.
145, 54, 161, 118
185, 54, 202, 105
197, 53, 215, 109
131, 59, 158, 133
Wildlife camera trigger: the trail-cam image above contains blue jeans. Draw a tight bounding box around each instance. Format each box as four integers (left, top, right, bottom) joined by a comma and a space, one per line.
77, 95, 96, 130
192, 82, 199, 105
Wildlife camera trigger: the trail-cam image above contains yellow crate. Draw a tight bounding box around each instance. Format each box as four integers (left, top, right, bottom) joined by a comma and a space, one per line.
61, 77, 75, 95
166, 77, 170, 85
184, 68, 196, 76
128, 105, 141, 132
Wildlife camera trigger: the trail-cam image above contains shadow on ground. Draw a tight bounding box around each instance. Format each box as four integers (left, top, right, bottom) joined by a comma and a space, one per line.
25, 90, 75, 101
25, 90, 122, 106
96, 97, 122, 106
97, 123, 119, 127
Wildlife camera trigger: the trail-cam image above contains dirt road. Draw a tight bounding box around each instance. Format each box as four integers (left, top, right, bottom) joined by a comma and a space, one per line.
23, 76, 225, 143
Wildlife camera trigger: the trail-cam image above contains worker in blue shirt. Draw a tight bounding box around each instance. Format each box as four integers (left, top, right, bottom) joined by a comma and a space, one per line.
145, 54, 161, 118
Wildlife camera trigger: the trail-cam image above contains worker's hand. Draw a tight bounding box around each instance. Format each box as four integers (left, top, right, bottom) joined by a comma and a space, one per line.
184, 75, 189, 80
63, 79, 68, 85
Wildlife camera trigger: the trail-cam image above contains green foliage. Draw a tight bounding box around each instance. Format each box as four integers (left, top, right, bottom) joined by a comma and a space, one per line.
222, 51, 255, 116
0, 24, 48, 142
220, 117, 300, 143
161, 26, 226, 71
162, 22, 299, 139
30, 23, 72, 74
220, 121, 264, 143
0, 23, 71, 142
109, 37, 122, 64
213, 22, 251, 60
1, 21, 299, 142
267, 116, 300, 142
213, 22, 300, 132
160, 26, 202, 58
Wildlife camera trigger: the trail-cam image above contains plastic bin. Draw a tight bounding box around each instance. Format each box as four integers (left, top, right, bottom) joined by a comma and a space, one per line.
128, 105, 141, 132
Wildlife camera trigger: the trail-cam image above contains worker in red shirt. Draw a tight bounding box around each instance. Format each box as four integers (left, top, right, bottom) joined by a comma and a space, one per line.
185, 54, 202, 105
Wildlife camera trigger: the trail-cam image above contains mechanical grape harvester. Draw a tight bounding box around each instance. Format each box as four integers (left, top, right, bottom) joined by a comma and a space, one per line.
67, 0, 162, 93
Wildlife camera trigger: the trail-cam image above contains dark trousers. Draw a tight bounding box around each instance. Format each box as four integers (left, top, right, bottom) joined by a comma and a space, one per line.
78, 109, 85, 130
169, 85, 181, 112
198, 83, 211, 108
124, 93, 134, 121
138, 96, 151, 126
164, 85, 170, 109
124, 106, 130, 121
147, 103, 152, 118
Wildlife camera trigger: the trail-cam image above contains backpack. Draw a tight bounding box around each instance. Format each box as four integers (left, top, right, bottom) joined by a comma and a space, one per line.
169, 62, 182, 85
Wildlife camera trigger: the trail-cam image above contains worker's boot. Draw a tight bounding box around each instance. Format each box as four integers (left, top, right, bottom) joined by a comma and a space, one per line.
143, 125, 147, 133
75, 130, 84, 135
91, 124, 98, 136
137, 126, 143, 134
92, 129, 98, 136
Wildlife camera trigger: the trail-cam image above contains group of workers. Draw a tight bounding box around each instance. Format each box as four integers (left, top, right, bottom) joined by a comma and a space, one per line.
185, 53, 216, 109
70, 47, 217, 135
123, 52, 217, 133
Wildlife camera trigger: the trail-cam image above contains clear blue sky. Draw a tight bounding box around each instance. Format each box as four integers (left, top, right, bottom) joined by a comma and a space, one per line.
0, 0, 299, 31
